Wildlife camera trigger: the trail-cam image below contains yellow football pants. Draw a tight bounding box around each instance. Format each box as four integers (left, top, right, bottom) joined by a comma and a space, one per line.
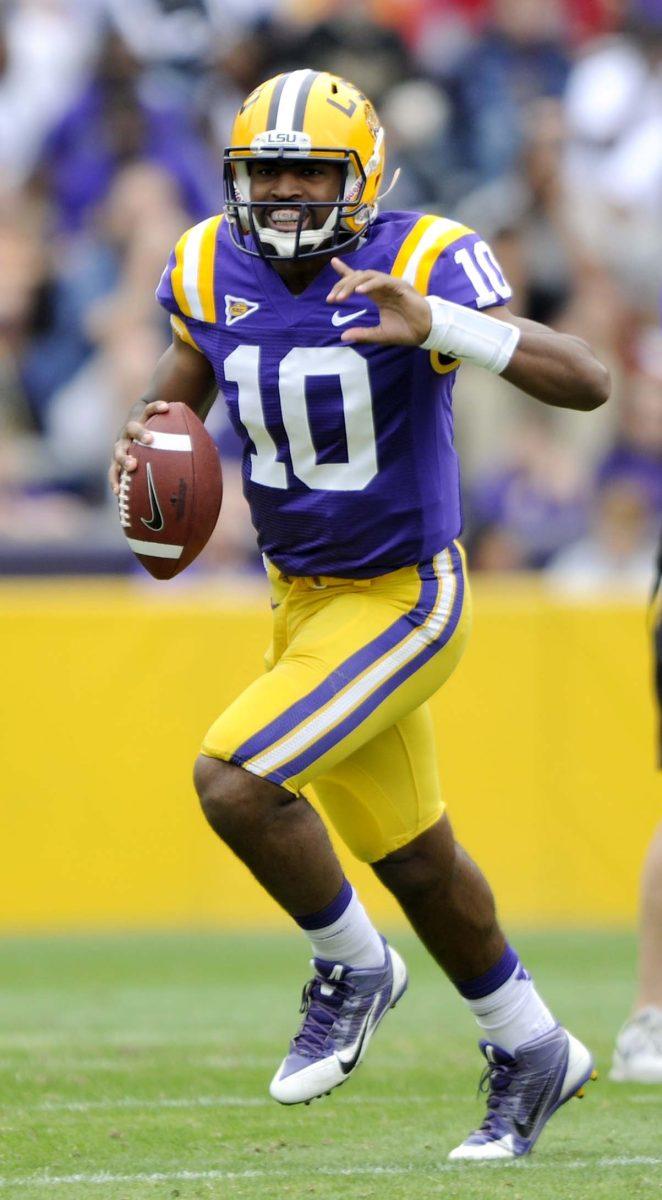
202, 542, 471, 862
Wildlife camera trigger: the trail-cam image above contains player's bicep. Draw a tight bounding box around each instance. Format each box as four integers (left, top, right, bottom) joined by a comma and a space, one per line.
147, 338, 218, 420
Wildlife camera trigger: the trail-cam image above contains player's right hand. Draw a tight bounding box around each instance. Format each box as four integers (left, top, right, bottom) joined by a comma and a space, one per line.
109, 400, 169, 495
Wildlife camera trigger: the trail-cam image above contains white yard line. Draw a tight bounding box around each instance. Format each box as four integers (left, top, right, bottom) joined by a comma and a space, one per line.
6, 1093, 431, 1114
0, 1033, 240, 1050
32, 1097, 269, 1112
9, 1088, 662, 1116
1, 1159, 661, 1189
600, 1157, 662, 1166
0, 1055, 278, 1072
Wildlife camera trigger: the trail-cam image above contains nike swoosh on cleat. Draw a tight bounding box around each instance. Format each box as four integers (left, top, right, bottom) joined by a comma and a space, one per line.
512, 1080, 553, 1140
331, 308, 368, 327
141, 462, 165, 532
335, 995, 381, 1075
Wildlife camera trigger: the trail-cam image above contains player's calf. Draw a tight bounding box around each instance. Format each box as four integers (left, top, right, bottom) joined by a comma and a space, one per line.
372, 816, 506, 980
194, 755, 408, 1105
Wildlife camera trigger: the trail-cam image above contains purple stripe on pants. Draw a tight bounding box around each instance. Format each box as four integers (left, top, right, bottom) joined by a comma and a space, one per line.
267, 543, 464, 787
234, 558, 440, 764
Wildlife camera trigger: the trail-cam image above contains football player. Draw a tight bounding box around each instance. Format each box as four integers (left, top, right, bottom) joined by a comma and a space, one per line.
110, 70, 610, 1159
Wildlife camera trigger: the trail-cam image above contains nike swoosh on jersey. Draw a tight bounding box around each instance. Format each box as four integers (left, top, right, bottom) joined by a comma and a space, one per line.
331, 308, 368, 327
335, 995, 381, 1075
141, 462, 165, 532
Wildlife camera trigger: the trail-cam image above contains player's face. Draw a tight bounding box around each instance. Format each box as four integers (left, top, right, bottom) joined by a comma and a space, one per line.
248, 161, 344, 236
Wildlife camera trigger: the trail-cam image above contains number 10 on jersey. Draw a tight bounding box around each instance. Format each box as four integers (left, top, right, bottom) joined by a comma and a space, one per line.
224, 345, 379, 492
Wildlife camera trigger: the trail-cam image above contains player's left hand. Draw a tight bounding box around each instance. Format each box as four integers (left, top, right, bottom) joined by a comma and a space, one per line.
327, 258, 432, 347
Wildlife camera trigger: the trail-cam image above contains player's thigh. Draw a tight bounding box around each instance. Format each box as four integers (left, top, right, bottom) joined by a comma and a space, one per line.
202, 542, 470, 795
307, 703, 443, 863
200, 572, 424, 782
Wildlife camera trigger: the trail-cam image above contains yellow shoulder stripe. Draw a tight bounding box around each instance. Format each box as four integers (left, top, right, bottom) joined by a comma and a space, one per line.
170, 314, 202, 352
171, 214, 223, 323
391, 215, 439, 282
392, 215, 473, 295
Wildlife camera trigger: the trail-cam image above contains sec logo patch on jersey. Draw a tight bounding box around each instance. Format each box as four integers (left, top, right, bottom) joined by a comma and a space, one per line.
225, 295, 260, 325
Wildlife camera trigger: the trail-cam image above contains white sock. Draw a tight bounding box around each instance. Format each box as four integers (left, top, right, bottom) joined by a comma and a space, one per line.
298, 884, 385, 969
465, 963, 557, 1055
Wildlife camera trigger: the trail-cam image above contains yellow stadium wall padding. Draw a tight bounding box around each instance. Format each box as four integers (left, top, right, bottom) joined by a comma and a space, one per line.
0, 578, 658, 931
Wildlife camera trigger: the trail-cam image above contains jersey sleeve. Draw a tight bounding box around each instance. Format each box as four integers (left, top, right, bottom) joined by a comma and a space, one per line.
391, 214, 512, 310
427, 227, 512, 311
155, 214, 224, 352
390, 214, 513, 375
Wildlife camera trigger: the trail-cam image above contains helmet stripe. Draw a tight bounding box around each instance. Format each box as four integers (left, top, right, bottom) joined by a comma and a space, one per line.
291, 70, 320, 133
274, 68, 315, 132
266, 74, 288, 130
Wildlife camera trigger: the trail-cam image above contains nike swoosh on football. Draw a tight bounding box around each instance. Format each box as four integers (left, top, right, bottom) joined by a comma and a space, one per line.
336, 995, 381, 1075
331, 308, 368, 327
141, 462, 165, 532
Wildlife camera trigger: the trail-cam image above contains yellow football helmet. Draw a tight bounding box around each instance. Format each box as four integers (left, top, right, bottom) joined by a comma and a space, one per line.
223, 69, 385, 260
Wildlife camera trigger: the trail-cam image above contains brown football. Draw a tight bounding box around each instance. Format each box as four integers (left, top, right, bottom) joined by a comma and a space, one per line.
117, 402, 223, 579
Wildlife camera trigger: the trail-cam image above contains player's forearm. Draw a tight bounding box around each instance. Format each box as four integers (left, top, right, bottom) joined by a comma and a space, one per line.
421, 297, 610, 413
119, 342, 217, 435
500, 325, 610, 412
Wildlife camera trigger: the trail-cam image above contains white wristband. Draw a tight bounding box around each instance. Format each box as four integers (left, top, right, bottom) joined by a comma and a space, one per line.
420, 295, 521, 374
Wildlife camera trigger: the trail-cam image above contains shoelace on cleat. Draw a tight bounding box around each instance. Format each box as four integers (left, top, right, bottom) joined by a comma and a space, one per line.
475, 1059, 517, 1136
474, 1050, 560, 1142
291, 975, 357, 1058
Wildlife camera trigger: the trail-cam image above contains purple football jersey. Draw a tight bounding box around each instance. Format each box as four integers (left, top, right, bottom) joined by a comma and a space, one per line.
156, 210, 512, 578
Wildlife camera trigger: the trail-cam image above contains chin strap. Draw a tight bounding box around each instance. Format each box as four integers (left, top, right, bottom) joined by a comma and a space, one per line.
376, 167, 401, 203
251, 167, 393, 260
256, 211, 338, 257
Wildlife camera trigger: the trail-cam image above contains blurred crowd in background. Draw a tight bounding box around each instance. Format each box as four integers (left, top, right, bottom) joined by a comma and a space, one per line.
0, 0, 660, 589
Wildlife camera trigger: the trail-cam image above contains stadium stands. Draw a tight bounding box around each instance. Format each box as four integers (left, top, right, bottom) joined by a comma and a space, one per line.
0, 0, 659, 585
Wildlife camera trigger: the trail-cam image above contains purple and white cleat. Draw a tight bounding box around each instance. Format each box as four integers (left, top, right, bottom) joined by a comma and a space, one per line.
448, 1025, 597, 1160
269, 940, 408, 1105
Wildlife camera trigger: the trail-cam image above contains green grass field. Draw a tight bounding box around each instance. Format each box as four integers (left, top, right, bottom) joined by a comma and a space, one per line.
1, 930, 660, 1199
